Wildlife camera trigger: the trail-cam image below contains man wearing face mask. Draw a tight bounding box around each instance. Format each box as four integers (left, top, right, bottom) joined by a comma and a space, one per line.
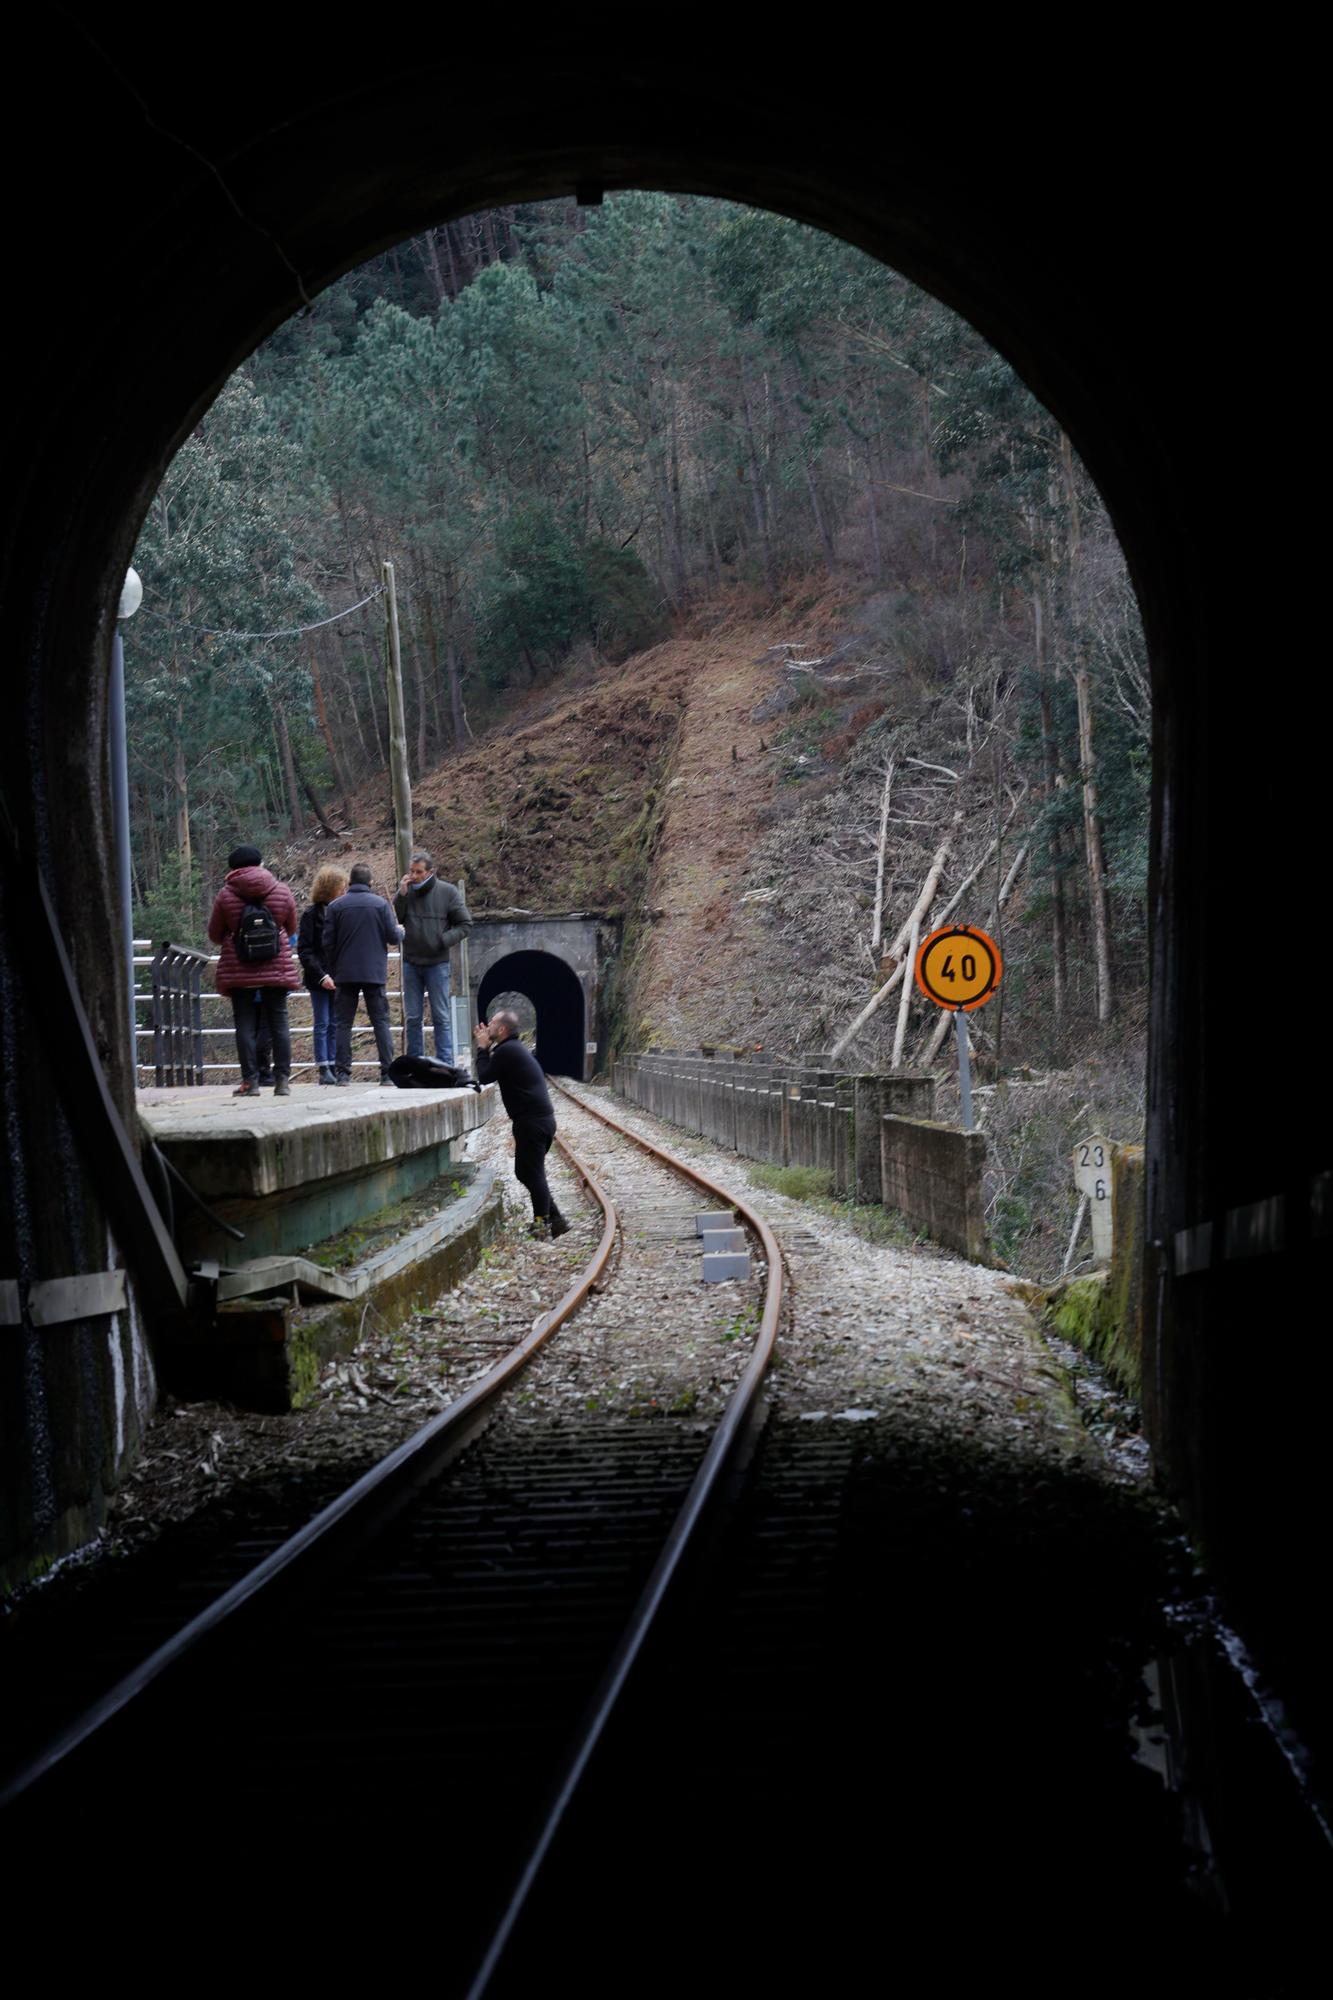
394, 851, 472, 1066
473, 1009, 570, 1239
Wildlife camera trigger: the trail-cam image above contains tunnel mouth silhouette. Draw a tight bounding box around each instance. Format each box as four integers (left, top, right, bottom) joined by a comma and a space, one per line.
478, 950, 586, 1077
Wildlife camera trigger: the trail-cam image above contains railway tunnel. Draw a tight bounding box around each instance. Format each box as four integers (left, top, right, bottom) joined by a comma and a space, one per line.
0, 16, 1326, 1959
469, 916, 611, 1079
477, 952, 585, 1076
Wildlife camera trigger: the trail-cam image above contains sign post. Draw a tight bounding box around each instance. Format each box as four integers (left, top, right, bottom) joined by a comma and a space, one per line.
914, 923, 1003, 1132
1072, 1134, 1113, 1263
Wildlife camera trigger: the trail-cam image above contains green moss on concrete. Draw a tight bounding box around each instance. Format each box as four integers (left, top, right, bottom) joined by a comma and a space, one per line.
161, 1177, 505, 1413
1043, 1145, 1144, 1396
1050, 1272, 1109, 1346
178, 1141, 465, 1265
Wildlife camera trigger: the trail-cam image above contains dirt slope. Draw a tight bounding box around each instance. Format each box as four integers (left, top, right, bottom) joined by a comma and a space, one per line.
274, 650, 692, 916
273, 581, 860, 1054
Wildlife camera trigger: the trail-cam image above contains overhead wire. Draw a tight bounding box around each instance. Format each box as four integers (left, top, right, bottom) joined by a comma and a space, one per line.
139, 585, 385, 643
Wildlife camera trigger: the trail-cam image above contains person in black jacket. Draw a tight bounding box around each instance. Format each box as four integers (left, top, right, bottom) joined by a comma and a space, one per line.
296, 865, 348, 1084
473, 1009, 570, 1239
324, 863, 404, 1086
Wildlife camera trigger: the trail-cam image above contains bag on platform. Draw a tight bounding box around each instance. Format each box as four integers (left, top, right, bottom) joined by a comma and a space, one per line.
387, 1054, 477, 1091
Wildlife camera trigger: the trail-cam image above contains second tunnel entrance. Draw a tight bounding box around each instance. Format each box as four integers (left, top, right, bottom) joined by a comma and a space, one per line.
477, 949, 586, 1076
469, 916, 614, 1079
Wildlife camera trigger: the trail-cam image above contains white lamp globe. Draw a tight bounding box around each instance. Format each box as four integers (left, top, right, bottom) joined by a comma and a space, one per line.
118, 567, 143, 620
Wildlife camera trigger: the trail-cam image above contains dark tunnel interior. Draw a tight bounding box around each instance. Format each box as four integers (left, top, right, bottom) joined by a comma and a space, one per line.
478, 951, 586, 1076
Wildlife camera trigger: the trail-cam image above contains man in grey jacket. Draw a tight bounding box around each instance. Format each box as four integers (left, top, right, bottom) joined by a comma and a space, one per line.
394, 851, 472, 1064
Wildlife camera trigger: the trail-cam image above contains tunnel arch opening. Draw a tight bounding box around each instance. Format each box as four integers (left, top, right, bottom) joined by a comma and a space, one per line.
4, 45, 1322, 1767
478, 950, 586, 1078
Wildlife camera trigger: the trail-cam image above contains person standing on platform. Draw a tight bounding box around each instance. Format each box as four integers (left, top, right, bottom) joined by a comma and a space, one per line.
473, 1009, 569, 1238
324, 863, 403, 1086
394, 851, 472, 1066
297, 865, 349, 1084
207, 844, 300, 1097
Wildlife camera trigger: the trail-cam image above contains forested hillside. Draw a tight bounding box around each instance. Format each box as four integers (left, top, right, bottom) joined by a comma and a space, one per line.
127, 193, 1151, 1273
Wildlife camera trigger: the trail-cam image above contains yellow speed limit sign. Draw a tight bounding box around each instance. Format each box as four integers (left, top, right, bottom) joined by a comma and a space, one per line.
914, 924, 1003, 1012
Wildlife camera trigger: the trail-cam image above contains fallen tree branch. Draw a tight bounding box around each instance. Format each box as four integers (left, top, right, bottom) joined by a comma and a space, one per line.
828, 811, 961, 1062
870, 754, 896, 953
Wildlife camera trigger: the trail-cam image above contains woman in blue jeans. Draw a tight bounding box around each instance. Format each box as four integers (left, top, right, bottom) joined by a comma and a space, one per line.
297, 865, 348, 1083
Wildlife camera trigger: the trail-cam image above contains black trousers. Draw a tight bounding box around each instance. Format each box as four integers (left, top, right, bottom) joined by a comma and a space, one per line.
232, 989, 291, 1082
334, 981, 394, 1078
512, 1114, 557, 1218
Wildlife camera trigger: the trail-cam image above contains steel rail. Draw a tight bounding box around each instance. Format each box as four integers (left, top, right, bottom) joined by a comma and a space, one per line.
468, 1080, 784, 1997
0, 1131, 617, 1814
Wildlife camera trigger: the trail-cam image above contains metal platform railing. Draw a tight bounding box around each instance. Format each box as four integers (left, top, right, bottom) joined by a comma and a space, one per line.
134, 943, 468, 1084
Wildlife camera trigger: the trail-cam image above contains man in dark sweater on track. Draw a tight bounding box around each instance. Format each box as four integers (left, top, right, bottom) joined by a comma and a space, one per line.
473, 1009, 570, 1239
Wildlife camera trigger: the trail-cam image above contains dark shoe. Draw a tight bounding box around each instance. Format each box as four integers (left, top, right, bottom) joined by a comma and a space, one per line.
317, 1066, 335, 1085
332, 1074, 350, 1087
256, 1070, 275, 1086
273, 1076, 291, 1096
528, 1217, 552, 1240
549, 1206, 570, 1239
379, 1074, 396, 1087
233, 1079, 260, 1096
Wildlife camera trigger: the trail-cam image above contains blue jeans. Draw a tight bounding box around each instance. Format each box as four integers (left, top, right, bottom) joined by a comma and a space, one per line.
309, 985, 336, 1067
402, 958, 452, 1062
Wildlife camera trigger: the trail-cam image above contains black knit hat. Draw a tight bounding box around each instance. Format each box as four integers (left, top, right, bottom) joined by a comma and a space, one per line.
228, 844, 262, 869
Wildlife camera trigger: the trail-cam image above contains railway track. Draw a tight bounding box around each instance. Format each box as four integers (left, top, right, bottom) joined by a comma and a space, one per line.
2, 1084, 783, 1989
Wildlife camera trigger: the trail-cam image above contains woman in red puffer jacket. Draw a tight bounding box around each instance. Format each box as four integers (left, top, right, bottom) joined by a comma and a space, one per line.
207, 844, 300, 1096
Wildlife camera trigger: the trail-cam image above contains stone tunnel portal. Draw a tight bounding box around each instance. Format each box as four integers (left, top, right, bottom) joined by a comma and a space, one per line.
478, 950, 587, 1079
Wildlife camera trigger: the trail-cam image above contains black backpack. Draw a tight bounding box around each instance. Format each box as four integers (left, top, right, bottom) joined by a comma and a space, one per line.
235, 895, 281, 964
387, 1055, 477, 1091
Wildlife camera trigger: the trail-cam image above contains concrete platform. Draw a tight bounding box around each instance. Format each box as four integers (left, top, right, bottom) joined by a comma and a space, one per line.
138, 1081, 498, 1263
139, 1081, 495, 1199
165, 1167, 504, 1411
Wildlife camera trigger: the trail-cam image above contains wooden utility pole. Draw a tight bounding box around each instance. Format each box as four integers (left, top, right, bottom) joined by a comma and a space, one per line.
457, 871, 472, 1066
384, 560, 413, 1057
383, 560, 413, 880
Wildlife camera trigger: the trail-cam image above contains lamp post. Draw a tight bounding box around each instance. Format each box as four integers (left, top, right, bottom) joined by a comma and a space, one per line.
112, 567, 142, 1070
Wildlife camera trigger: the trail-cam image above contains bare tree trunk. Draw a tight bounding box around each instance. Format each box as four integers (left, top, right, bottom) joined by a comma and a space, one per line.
738, 371, 777, 594
801, 454, 837, 567
273, 704, 303, 835
418, 587, 445, 746
410, 611, 429, 775
172, 675, 192, 896
383, 560, 414, 882
668, 392, 688, 604
865, 446, 883, 578
300, 775, 339, 838
1034, 587, 1068, 1018
361, 637, 387, 767
1060, 429, 1082, 553
335, 646, 371, 772
311, 643, 353, 813
419, 228, 447, 305
829, 812, 960, 1062
446, 638, 468, 742
870, 755, 896, 952
891, 910, 922, 1066
1075, 664, 1114, 1021
703, 488, 723, 591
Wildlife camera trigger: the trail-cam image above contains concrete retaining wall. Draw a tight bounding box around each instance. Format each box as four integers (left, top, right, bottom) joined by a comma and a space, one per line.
615, 1052, 986, 1264
1046, 1143, 1145, 1395
880, 1115, 989, 1264
164, 1170, 504, 1412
